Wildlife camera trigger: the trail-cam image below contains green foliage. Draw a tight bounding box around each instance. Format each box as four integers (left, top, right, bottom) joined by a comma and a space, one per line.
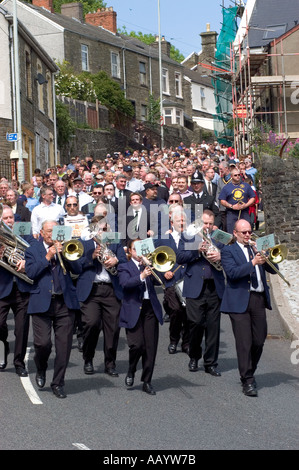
147, 94, 161, 127
118, 26, 185, 63
55, 61, 97, 101
52, 0, 106, 16
55, 100, 76, 148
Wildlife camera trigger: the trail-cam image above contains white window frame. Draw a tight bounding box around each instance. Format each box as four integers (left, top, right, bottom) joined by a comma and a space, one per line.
35, 133, 40, 169
139, 62, 146, 86
163, 107, 183, 125
175, 109, 183, 125
200, 87, 206, 108
81, 44, 89, 71
44, 138, 49, 168
162, 68, 169, 94
141, 104, 147, 121
175, 72, 182, 98
111, 52, 120, 78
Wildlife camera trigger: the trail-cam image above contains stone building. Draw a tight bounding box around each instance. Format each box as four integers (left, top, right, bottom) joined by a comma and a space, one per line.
3, 0, 193, 130
0, 3, 58, 178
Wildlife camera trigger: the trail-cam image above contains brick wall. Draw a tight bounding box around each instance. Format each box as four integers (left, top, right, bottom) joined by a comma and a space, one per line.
261, 154, 299, 259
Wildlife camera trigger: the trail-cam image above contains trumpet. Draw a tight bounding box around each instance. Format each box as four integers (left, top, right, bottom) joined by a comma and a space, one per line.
140, 246, 176, 290
248, 236, 290, 287
186, 220, 222, 271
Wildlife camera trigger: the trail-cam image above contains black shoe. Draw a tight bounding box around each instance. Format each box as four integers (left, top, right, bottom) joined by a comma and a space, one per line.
105, 367, 119, 377
205, 366, 221, 377
84, 361, 94, 375
168, 343, 177, 354
125, 372, 135, 387
242, 383, 258, 397
15, 366, 28, 377
35, 371, 46, 388
163, 313, 170, 323
77, 337, 84, 352
0, 342, 9, 370
188, 358, 198, 372
52, 385, 67, 399
142, 382, 156, 395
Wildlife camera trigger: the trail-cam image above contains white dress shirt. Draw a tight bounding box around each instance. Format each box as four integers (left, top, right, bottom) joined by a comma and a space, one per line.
31, 202, 66, 235
132, 258, 149, 299
237, 241, 264, 292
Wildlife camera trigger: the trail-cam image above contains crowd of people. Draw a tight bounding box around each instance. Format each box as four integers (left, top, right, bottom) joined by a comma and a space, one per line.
0, 140, 275, 399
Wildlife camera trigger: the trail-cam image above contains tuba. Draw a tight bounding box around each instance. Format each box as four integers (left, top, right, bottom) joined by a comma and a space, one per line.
186, 220, 222, 271
0, 206, 34, 284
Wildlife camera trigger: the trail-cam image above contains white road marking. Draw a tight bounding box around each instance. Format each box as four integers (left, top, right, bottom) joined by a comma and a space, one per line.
20, 347, 43, 405
72, 443, 91, 450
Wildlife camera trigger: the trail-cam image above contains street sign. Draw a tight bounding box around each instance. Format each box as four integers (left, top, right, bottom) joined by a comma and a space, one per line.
6, 132, 18, 142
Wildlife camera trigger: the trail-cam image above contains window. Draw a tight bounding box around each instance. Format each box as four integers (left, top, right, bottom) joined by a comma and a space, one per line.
111, 52, 120, 78
44, 139, 49, 168
175, 109, 182, 125
141, 104, 147, 121
175, 72, 182, 97
139, 62, 146, 85
46, 71, 53, 119
81, 44, 89, 71
164, 108, 172, 125
162, 68, 169, 94
200, 87, 206, 108
25, 50, 32, 99
35, 133, 40, 169
37, 62, 44, 112
263, 24, 287, 40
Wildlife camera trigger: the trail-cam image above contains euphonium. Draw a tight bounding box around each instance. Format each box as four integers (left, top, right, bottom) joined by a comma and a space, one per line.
186, 220, 222, 271
0, 208, 34, 284
88, 222, 118, 276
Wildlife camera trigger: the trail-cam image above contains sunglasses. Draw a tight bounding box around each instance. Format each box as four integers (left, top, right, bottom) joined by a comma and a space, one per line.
169, 200, 180, 203
93, 192, 102, 195
237, 230, 252, 235
66, 203, 78, 207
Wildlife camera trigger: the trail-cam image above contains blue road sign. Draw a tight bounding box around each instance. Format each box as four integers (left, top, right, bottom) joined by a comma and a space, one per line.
6, 133, 18, 142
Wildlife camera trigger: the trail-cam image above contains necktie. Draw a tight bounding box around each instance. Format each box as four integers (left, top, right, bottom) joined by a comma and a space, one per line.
245, 245, 258, 288
134, 210, 139, 231
51, 257, 62, 293
58, 196, 62, 205
119, 190, 123, 197
208, 182, 212, 196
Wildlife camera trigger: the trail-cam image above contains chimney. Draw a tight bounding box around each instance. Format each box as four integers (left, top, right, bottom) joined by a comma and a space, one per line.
32, 0, 54, 13
61, 2, 84, 22
85, 7, 117, 34
199, 23, 218, 63
151, 35, 171, 57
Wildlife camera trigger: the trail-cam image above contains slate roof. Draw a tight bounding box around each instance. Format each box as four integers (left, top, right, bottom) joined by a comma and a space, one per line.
247, 0, 299, 48
13, 0, 181, 67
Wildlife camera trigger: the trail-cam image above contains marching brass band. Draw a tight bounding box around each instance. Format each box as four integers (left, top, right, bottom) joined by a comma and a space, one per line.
0, 197, 286, 398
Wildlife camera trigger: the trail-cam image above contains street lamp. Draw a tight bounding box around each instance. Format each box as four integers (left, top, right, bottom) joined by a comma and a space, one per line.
13, 0, 24, 182
158, 0, 164, 149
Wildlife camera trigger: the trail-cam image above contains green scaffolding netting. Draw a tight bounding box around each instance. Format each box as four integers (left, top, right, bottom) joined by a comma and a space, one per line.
213, 6, 239, 143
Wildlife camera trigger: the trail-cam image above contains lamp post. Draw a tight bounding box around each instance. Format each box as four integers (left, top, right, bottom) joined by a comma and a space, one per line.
158, 0, 164, 149
13, 0, 24, 182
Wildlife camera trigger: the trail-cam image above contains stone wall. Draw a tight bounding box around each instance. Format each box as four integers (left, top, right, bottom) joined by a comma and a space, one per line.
261, 154, 299, 259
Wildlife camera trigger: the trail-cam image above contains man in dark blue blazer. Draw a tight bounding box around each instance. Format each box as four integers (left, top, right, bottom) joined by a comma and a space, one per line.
0, 206, 35, 377
220, 219, 278, 397
69, 217, 127, 377
118, 239, 163, 395
25, 220, 80, 398
154, 206, 189, 355
177, 209, 225, 377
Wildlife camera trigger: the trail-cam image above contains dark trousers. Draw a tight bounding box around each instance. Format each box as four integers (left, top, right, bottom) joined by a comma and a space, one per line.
163, 285, 189, 348
31, 296, 75, 387
229, 291, 267, 385
186, 279, 221, 367
0, 284, 30, 368
81, 283, 121, 369
126, 299, 159, 383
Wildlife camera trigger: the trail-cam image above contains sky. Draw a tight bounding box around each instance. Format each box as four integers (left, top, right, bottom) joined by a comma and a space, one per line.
108, 0, 232, 59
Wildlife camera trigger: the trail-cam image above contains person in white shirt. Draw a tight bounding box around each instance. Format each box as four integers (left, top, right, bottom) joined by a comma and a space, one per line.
69, 177, 93, 210
122, 165, 144, 193
31, 187, 65, 238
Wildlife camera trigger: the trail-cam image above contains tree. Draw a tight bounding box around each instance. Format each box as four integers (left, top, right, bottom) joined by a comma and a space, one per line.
55, 100, 76, 148
147, 94, 161, 128
118, 26, 185, 63
24, 0, 107, 16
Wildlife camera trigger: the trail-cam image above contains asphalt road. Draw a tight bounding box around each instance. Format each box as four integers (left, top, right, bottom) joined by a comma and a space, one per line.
0, 286, 298, 452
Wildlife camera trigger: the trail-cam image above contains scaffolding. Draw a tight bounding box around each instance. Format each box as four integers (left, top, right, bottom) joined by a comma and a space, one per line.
230, 16, 299, 156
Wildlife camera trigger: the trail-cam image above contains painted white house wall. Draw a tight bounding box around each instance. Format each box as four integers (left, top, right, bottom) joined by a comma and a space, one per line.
191, 81, 216, 130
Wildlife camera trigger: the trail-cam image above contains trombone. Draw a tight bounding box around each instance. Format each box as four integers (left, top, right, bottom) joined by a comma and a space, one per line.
54, 239, 84, 275
249, 234, 290, 287
140, 246, 176, 290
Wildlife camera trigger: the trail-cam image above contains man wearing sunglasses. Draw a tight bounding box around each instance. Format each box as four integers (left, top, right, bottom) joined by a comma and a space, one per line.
220, 219, 278, 397
218, 168, 256, 234
60, 196, 89, 239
